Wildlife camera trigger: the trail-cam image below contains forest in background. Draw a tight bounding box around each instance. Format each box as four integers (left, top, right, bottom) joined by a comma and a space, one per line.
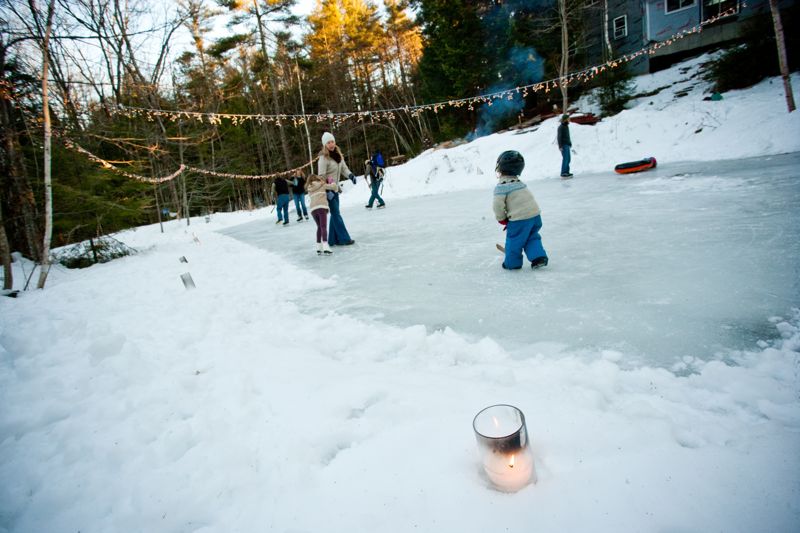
1, 0, 794, 277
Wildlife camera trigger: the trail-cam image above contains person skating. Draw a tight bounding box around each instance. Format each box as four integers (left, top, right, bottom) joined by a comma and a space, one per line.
365, 149, 386, 209
317, 132, 356, 245
291, 174, 309, 221
492, 150, 549, 270
305, 174, 338, 255
273, 177, 291, 225
557, 114, 573, 178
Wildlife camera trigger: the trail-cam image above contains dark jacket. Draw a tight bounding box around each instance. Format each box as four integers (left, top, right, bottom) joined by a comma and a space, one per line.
274, 178, 290, 195
557, 123, 571, 149
291, 176, 305, 195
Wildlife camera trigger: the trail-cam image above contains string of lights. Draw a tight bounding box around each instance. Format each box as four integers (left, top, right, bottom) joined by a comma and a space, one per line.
63, 6, 741, 183
109, 6, 741, 128
63, 138, 319, 183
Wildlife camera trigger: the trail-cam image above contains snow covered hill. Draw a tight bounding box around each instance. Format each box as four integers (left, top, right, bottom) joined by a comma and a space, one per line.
1, 56, 799, 533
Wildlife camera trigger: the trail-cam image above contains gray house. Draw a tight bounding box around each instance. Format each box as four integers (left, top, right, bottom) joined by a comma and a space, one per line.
582, 0, 795, 73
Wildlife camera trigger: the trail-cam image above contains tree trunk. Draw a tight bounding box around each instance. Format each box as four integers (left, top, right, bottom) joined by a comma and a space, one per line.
559, 0, 570, 112
294, 60, 314, 167
0, 201, 12, 290
603, 0, 612, 60
768, 0, 796, 112
253, 1, 293, 168
35, 0, 56, 290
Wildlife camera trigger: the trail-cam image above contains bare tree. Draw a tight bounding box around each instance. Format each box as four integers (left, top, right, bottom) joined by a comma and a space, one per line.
558, 0, 570, 112
768, 0, 795, 112
0, 200, 11, 290
26, 0, 56, 289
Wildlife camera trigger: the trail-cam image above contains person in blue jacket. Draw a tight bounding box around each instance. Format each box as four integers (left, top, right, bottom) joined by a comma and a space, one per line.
365, 149, 386, 209
492, 150, 548, 270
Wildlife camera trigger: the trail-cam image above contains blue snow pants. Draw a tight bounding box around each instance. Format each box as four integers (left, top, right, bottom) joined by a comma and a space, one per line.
503, 215, 547, 270
367, 180, 385, 207
327, 192, 353, 245
276, 194, 290, 222
293, 193, 308, 218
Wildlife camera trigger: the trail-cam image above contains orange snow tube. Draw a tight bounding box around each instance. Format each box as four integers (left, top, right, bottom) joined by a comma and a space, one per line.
614, 157, 657, 174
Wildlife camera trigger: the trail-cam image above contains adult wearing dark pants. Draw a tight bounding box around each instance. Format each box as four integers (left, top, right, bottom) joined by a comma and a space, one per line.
318, 132, 356, 246
557, 114, 573, 178
273, 177, 291, 225
365, 150, 386, 209
291, 174, 309, 221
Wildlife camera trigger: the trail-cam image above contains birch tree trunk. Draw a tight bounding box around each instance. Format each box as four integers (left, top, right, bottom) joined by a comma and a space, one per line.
603, 0, 613, 60
559, 0, 570, 112
768, 0, 796, 112
34, 0, 55, 290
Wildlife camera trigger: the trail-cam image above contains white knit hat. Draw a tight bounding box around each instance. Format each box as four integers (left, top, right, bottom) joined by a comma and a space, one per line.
321, 132, 335, 145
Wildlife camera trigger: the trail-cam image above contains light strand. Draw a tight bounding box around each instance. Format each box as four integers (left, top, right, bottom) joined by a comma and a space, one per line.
64, 139, 319, 183
109, 6, 741, 127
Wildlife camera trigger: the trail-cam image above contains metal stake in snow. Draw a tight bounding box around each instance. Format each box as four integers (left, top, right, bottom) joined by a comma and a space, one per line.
180, 272, 196, 290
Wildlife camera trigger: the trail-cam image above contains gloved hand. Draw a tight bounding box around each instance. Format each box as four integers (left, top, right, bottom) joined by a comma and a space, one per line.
349, 173, 356, 184
498, 219, 508, 226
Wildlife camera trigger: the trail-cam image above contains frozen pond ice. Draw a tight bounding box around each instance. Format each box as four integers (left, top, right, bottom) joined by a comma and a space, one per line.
220, 153, 800, 366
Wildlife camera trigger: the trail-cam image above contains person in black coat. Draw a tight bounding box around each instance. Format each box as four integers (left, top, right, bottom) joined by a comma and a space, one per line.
557, 114, 573, 178
273, 177, 292, 225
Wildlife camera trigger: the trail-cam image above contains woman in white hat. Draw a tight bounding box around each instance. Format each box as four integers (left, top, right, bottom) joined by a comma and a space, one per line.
318, 131, 356, 245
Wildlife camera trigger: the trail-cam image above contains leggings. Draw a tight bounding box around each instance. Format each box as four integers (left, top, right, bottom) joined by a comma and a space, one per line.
312, 208, 329, 243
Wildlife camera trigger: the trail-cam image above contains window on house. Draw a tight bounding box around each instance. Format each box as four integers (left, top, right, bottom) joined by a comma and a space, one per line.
666, 0, 695, 13
613, 15, 627, 39
703, 0, 739, 18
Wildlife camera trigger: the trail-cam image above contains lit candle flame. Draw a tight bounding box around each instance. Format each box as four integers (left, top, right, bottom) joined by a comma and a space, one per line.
508, 454, 515, 469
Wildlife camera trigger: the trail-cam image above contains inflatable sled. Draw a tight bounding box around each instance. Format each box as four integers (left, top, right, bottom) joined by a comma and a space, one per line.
614, 157, 657, 174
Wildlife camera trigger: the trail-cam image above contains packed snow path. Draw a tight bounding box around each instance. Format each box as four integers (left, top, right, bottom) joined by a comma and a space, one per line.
222, 153, 800, 366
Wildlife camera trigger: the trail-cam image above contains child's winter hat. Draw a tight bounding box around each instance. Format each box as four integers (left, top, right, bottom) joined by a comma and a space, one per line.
496, 150, 525, 176
322, 132, 336, 145
561, 114, 570, 122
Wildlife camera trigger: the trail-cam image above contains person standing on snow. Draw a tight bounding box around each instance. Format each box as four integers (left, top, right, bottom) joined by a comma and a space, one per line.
291, 174, 309, 222
305, 174, 339, 255
365, 149, 386, 209
318, 132, 356, 245
557, 114, 573, 178
493, 150, 549, 270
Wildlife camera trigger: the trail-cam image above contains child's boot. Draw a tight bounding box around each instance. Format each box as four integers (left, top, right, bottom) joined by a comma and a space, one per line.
531, 256, 549, 269
322, 242, 333, 255
316, 242, 322, 255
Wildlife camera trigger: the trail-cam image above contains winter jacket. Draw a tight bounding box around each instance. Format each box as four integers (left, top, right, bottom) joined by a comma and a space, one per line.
317, 148, 353, 192
291, 176, 306, 195
557, 122, 571, 149
307, 179, 338, 212
273, 178, 290, 195
493, 175, 541, 223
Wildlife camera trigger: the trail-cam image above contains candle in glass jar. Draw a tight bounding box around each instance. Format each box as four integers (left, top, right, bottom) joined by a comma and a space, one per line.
473, 404, 537, 492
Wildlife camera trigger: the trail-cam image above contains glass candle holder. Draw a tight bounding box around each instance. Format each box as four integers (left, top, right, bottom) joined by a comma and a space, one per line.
473, 404, 536, 492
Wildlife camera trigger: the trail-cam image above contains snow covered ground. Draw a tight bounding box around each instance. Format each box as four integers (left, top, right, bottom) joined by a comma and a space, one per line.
1, 57, 799, 533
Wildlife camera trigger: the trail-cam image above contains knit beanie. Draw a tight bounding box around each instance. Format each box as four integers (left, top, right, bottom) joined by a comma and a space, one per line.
322, 132, 335, 145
